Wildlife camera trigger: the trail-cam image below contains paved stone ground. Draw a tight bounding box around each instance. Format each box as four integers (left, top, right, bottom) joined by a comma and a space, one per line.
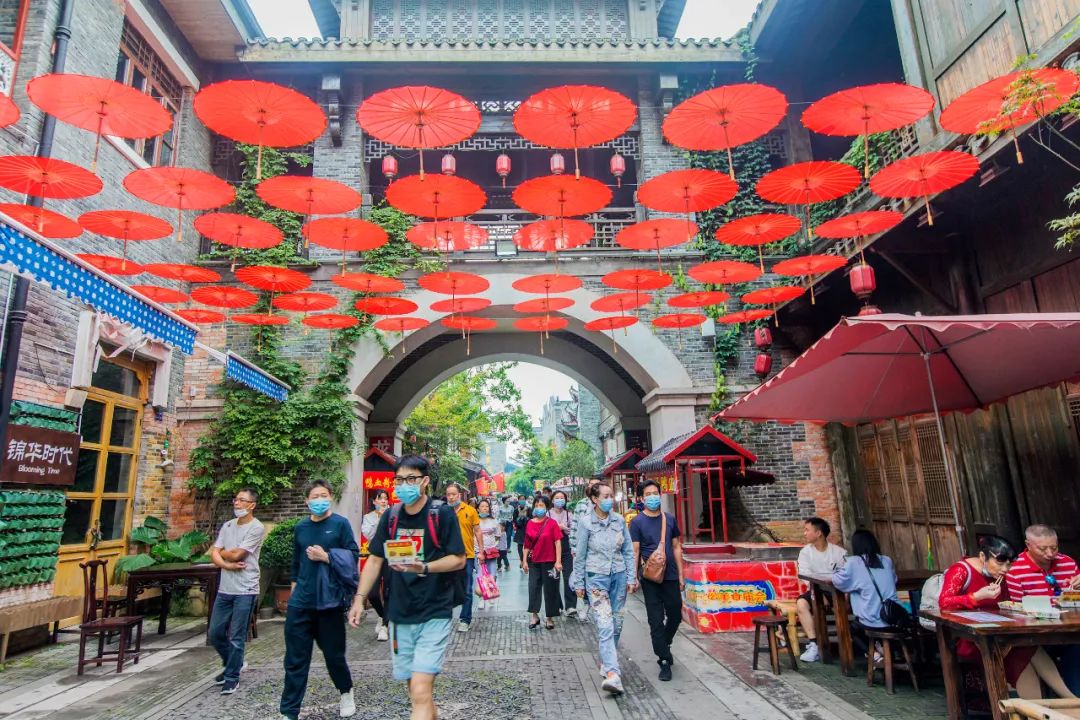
0, 565, 951, 720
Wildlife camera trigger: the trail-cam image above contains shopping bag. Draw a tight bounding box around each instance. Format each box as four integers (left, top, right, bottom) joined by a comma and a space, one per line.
475, 564, 501, 600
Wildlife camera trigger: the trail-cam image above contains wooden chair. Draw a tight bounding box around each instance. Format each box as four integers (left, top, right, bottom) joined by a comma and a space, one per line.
77, 559, 144, 675
752, 615, 798, 675
864, 628, 919, 694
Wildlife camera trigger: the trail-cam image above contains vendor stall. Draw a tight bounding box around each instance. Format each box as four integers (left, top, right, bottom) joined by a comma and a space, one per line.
600, 448, 645, 514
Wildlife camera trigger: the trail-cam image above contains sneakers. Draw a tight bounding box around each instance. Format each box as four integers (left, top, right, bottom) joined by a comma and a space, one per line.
376, 622, 389, 642
800, 641, 821, 663
457, 620, 470, 633
565, 608, 577, 618
213, 662, 248, 684
339, 689, 356, 718
220, 679, 239, 695
658, 660, 672, 682
601, 672, 624, 696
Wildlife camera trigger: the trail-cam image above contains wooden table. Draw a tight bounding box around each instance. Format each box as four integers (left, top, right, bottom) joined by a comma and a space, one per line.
799, 573, 856, 675
125, 563, 219, 640
920, 608, 1080, 720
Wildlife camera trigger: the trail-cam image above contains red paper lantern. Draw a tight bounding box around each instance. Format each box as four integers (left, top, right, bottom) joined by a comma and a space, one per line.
382, 155, 398, 180
753, 327, 772, 349
550, 152, 566, 175
610, 153, 626, 188
496, 153, 511, 187
441, 153, 456, 176
849, 262, 876, 300
754, 352, 773, 377
858, 304, 882, 316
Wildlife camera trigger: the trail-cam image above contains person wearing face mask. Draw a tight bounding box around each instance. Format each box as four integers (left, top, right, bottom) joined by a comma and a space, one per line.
549, 490, 577, 618
209, 488, 265, 695
360, 489, 392, 642
445, 482, 483, 632
279, 480, 360, 720
522, 495, 563, 629
571, 481, 637, 696
476, 499, 502, 609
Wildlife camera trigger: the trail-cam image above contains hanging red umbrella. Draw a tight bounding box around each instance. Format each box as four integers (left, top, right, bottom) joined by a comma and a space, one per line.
374, 316, 430, 353
303, 217, 389, 272
870, 150, 978, 227
814, 210, 903, 261
195, 212, 283, 269
718, 308, 774, 324
354, 297, 419, 316
257, 175, 362, 218
615, 219, 698, 273
637, 169, 738, 214
386, 174, 486, 219
772, 254, 848, 304
802, 83, 935, 177
512, 273, 582, 295
756, 160, 861, 205
940, 68, 1080, 163
687, 260, 761, 285
27, 73, 173, 171
129, 285, 190, 304
176, 308, 225, 324
585, 315, 637, 354
191, 286, 259, 316
303, 313, 359, 330
0, 93, 20, 128
442, 314, 497, 356
513, 219, 593, 252
591, 292, 652, 313
430, 297, 491, 313
663, 83, 788, 178
236, 265, 311, 294
0, 204, 81, 238
668, 290, 730, 309
513, 85, 636, 178
513, 315, 568, 355
232, 313, 290, 326
715, 212, 801, 270
332, 272, 405, 294
143, 263, 222, 284
514, 297, 574, 313
0, 156, 102, 229
601, 268, 670, 314
652, 313, 706, 350
512, 175, 611, 217
124, 167, 235, 243
272, 291, 338, 314
194, 80, 327, 179
407, 221, 489, 253
79, 210, 172, 266
77, 254, 143, 276
419, 271, 489, 296
742, 285, 806, 324
356, 86, 481, 179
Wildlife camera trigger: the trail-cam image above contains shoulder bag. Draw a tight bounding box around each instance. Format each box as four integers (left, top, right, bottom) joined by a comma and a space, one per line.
641, 512, 668, 583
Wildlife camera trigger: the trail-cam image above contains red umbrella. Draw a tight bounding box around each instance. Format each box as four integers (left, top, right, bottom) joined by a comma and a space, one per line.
176, 308, 225, 324
715, 213, 802, 271
870, 150, 978, 226
939, 68, 1080, 163
584, 315, 637, 354
332, 272, 404, 294
814, 210, 903, 261
663, 83, 788, 178
123, 166, 235, 243
637, 169, 738, 213
718, 308, 773, 324
430, 297, 491, 313
79, 210, 172, 265
0, 93, 20, 128
772, 254, 848, 303
512, 273, 582, 295
801, 83, 935, 176
514, 297, 574, 313
143, 263, 222, 284
374, 316, 430, 353
194, 80, 327, 179
442, 314, 497, 355
356, 86, 480, 179
273, 291, 338, 314
615, 219, 698, 273
303, 313, 359, 330
0, 204, 81, 238
0, 156, 102, 227
513, 219, 593, 252
513, 315, 568, 355
419, 271, 489, 296
303, 217, 389, 272
191, 286, 259, 316
512, 175, 611, 217
601, 268, 670, 314
129, 285, 189, 304
687, 260, 761, 285
514, 85, 636, 178
257, 176, 362, 217
742, 285, 806, 323
756, 161, 861, 205
232, 313, 290, 326
195, 212, 283, 269
386, 174, 486, 219
668, 290, 730, 308
27, 73, 173, 170
652, 312, 706, 350
354, 297, 419, 316
77, 254, 144, 276
407, 221, 489, 253
591, 292, 652, 313
236, 265, 311, 293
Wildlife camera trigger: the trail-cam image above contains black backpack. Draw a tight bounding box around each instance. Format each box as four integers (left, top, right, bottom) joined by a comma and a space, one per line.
388, 502, 467, 607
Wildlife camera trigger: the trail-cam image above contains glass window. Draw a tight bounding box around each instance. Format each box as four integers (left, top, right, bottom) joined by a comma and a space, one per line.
91, 360, 141, 398
102, 453, 133, 494
98, 499, 128, 541
113, 20, 180, 167
73, 448, 99, 493
109, 407, 138, 448
80, 399, 105, 444
61, 499, 94, 545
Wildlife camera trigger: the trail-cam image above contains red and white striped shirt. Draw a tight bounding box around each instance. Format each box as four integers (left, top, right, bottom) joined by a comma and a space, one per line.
1005, 550, 1079, 597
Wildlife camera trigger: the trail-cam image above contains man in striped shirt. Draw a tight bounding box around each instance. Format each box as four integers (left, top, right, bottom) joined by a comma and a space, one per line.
1005, 524, 1080, 694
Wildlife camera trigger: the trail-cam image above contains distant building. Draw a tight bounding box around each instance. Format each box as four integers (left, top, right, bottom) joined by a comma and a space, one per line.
538, 385, 602, 458
475, 434, 507, 477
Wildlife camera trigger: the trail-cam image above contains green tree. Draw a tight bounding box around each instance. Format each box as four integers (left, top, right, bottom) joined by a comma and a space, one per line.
508, 438, 558, 494
554, 438, 598, 479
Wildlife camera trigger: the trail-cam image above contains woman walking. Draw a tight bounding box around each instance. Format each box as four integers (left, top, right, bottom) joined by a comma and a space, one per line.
571, 482, 637, 696
522, 495, 563, 630
477, 499, 502, 609
359, 489, 391, 642
514, 502, 529, 564
549, 490, 578, 618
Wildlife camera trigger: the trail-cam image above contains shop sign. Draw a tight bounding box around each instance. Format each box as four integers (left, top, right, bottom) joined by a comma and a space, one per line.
684, 579, 773, 614
0, 425, 80, 485
363, 471, 399, 503
656, 473, 678, 494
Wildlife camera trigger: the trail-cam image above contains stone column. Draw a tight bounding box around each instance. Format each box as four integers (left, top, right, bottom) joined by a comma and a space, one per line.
337, 395, 373, 533
310, 73, 366, 264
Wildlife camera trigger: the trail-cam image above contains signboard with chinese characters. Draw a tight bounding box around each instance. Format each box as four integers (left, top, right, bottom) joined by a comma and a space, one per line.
655, 472, 678, 495
1, 425, 80, 485
363, 471, 398, 503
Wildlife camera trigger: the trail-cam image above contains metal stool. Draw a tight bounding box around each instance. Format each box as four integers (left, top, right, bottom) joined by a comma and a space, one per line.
752, 615, 798, 675
865, 628, 919, 694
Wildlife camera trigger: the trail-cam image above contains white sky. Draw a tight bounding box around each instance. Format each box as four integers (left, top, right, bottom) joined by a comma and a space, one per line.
248, 0, 757, 40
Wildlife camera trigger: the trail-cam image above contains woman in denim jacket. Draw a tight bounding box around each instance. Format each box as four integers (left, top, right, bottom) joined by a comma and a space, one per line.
570, 482, 638, 696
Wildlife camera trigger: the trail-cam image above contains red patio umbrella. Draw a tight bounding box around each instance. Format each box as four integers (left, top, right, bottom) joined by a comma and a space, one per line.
801, 83, 935, 176
257, 175, 361, 219
814, 210, 903, 262
652, 312, 706, 350
0, 156, 102, 228
332, 272, 405, 294
123, 166, 235, 243
354, 297, 419, 316
191, 286, 259, 317
272, 291, 338, 314
514, 85, 636, 178
407, 221, 489, 253
585, 315, 637, 354
513, 315, 568, 355
303, 313, 359, 330
143, 263, 222, 284
772, 254, 848, 304
615, 219, 698, 273
636, 169, 738, 224
430, 297, 491, 314
27, 73, 173, 171
374, 316, 430, 353
870, 150, 979, 226
76, 254, 143, 276
687, 259, 761, 285
175, 308, 225, 324
129, 285, 189, 304
718, 308, 773, 324
512, 175, 611, 218
668, 290, 730, 309
514, 297, 574, 313
195, 212, 283, 270
715, 212, 802, 270
356, 86, 481, 179
513, 219, 593, 252
79, 210, 172, 266
0, 93, 20, 128
303, 217, 389, 272
0, 204, 81, 239
194, 80, 327, 179
663, 83, 788, 178
386, 174, 486, 219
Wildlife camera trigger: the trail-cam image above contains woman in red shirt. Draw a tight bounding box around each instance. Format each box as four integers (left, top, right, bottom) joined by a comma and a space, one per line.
939, 535, 1074, 700
522, 495, 563, 630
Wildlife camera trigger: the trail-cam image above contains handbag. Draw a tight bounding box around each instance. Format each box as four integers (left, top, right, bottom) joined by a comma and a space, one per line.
641, 512, 668, 583
863, 557, 914, 630
484, 547, 501, 560
475, 563, 500, 600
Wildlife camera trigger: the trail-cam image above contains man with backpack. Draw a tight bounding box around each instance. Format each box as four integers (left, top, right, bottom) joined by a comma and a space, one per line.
349, 455, 466, 720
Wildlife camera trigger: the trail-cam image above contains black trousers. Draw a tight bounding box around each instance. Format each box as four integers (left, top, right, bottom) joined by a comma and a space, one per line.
280, 607, 353, 719
367, 570, 388, 622
558, 537, 577, 611
497, 549, 510, 570
642, 578, 682, 663
527, 561, 561, 618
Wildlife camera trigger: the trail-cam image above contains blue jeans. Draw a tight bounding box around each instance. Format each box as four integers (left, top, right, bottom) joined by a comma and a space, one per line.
1051, 645, 1080, 695
584, 572, 628, 676
459, 558, 476, 623
208, 592, 257, 681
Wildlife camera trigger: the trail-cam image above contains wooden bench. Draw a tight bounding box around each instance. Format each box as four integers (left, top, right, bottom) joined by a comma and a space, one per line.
0, 596, 82, 663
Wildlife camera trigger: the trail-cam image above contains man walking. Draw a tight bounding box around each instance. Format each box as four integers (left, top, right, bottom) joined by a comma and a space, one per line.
629, 480, 684, 681
445, 482, 482, 632
350, 455, 466, 720
209, 488, 265, 695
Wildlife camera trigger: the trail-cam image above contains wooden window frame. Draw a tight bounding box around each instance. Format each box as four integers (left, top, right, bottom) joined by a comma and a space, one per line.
114, 20, 182, 167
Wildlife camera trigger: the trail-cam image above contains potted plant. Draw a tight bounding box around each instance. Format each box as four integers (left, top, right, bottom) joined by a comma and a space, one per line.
115, 516, 211, 577
260, 517, 301, 613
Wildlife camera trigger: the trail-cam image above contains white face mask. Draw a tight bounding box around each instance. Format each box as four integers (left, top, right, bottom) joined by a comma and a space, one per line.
233, 508, 249, 518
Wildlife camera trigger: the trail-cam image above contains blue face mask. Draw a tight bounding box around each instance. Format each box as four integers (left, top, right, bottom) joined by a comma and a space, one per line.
553, 499, 566, 509
308, 498, 331, 516
479, 512, 490, 518
644, 495, 662, 511
598, 498, 613, 513
396, 484, 422, 505
449, 498, 461, 507
532, 507, 547, 517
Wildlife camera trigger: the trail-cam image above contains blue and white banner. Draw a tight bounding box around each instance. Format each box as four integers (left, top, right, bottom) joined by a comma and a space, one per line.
225, 352, 289, 402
